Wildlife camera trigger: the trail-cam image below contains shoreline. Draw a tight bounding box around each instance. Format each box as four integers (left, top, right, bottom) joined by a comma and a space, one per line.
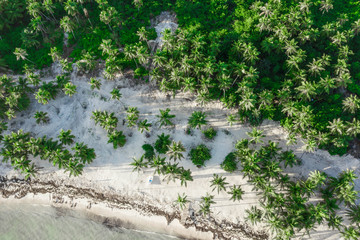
0, 175, 268, 240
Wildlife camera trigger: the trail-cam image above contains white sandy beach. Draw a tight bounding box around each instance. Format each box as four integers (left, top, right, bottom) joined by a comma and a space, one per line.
1, 12, 359, 240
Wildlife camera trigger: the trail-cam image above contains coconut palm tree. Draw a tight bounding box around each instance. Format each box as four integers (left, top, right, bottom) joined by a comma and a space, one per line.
138, 119, 151, 133
319, 0, 333, 14
210, 174, 229, 194
347, 119, 360, 137
340, 226, 360, 240
179, 169, 193, 187
63, 82, 77, 96
175, 193, 189, 210
58, 129, 75, 145
167, 141, 185, 162
156, 108, 175, 127
150, 155, 166, 175
107, 131, 126, 149
89, 78, 101, 90
342, 95, 360, 114
296, 81, 317, 101
60, 16, 75, 39
199, 193, 215, 216
13, 48, 28, 61
245, 206, 263, 225
247, 128, 265, 144
327, 118, 346, 135
188, 111, 207, 129
110, 89, 122, 100
346, 205, 360, 225
72, 142, 96, 164
227, 185, 245, 201
131, 155, 147, 172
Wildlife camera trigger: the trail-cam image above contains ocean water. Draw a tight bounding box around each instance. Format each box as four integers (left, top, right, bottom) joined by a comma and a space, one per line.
0, 204, 177, 240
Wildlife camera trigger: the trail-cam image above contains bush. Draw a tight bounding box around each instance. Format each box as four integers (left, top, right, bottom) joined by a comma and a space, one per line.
142, 143, 155, 160
154, 133, 171, 154
202, 127, 217, 140
190, 144, 211, 167
221, 152, 238, 172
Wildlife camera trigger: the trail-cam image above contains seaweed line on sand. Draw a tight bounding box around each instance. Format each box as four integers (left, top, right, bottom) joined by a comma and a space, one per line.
0, 175, 268, 240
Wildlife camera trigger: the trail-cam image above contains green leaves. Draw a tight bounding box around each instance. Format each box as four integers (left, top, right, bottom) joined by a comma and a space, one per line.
156, 108, 175, 127
189, 144, 211, 167
188, 111, 207, 129
107, 130, 126, 149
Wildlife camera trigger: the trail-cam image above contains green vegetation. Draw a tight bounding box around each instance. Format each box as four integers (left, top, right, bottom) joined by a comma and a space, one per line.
189, 144, 211, 167
188, 111, 207, 129
202, 127, 217, 140
220, 152, 238, 172
154, 133, 171, 154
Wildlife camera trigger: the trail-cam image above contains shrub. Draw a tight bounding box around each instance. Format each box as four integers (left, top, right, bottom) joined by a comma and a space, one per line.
142, 143, 155, 160
154, 133, 171, 154
202, 127, 217, 140
190, 144, 211, 167
221, 152, 238, 172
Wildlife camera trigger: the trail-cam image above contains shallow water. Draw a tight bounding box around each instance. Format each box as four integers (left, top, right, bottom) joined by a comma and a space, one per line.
0, 204, 177, 240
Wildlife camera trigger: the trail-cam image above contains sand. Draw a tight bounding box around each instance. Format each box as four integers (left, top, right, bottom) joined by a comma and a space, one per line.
0, 12, 359, 240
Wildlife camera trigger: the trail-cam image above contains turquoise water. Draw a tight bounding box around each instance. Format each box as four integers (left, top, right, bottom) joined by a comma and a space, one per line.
0, 204, 177, 240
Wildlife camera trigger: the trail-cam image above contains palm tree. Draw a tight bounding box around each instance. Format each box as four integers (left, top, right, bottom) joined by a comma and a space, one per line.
150, 155, 166, 175
138, 119, 152, 133
137, 26, 147, 42
245, 206, 263, 225
130, 155, 147, 172
199, 193, 215, 216
13, 48, 28, 61
210, 174, 229, 194
327, 118, 346, 135
279, 150, 300, 168
175, 193, 189, 210
64, 0, 79, 22
247, 128, 265, 144
319, 0, 333, 14
347, 119, 360, 137
110, 89, 122, 100
89, 78, 101, 90
107, 131, 126, 149
167, 141, 185, 162
156, 108, 175, 127
99, 39, 113, 56
227, 185, 245, 201
63, 82, 77, 96
72, 142, 96, 164
346, 205, 360, 225
179, 169, 193, 187
126, 107, 139, 127
343, 95, 360, 114
58, 129, 75, 145
296, 81, 317, 101
188, 111, 207, 129
340, 226, 360, 240
60, 16, 75, 39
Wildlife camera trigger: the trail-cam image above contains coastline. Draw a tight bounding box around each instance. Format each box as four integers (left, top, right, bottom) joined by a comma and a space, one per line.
0, 175, 268, 240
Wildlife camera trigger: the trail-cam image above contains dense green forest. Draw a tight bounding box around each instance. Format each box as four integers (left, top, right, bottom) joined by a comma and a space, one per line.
1, 0, 360, 156
1, 0, 360, 239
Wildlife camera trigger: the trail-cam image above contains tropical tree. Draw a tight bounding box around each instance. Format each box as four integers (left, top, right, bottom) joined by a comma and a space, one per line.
188, 111, 207, 129
89, 78, 101, 90
130, 155, 147, 172
245, 206, 263, 225
166, 141, 185, 162
150, 155, 166, 175
154, 133, 171, 154
60, 16, 75, 38
107, 131, 126, 149
175, 193, 189, 210
210, 174, 229, 194
63, 82, 77, 96
156, 108, 175, 127
227, 185, 245, 201
342, 95, 360, 114
58, 129, 75, 145
110, 89, 122, 100
138, 119, 152, 133
34, 111, 49, 124
247, 128, 265, 144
